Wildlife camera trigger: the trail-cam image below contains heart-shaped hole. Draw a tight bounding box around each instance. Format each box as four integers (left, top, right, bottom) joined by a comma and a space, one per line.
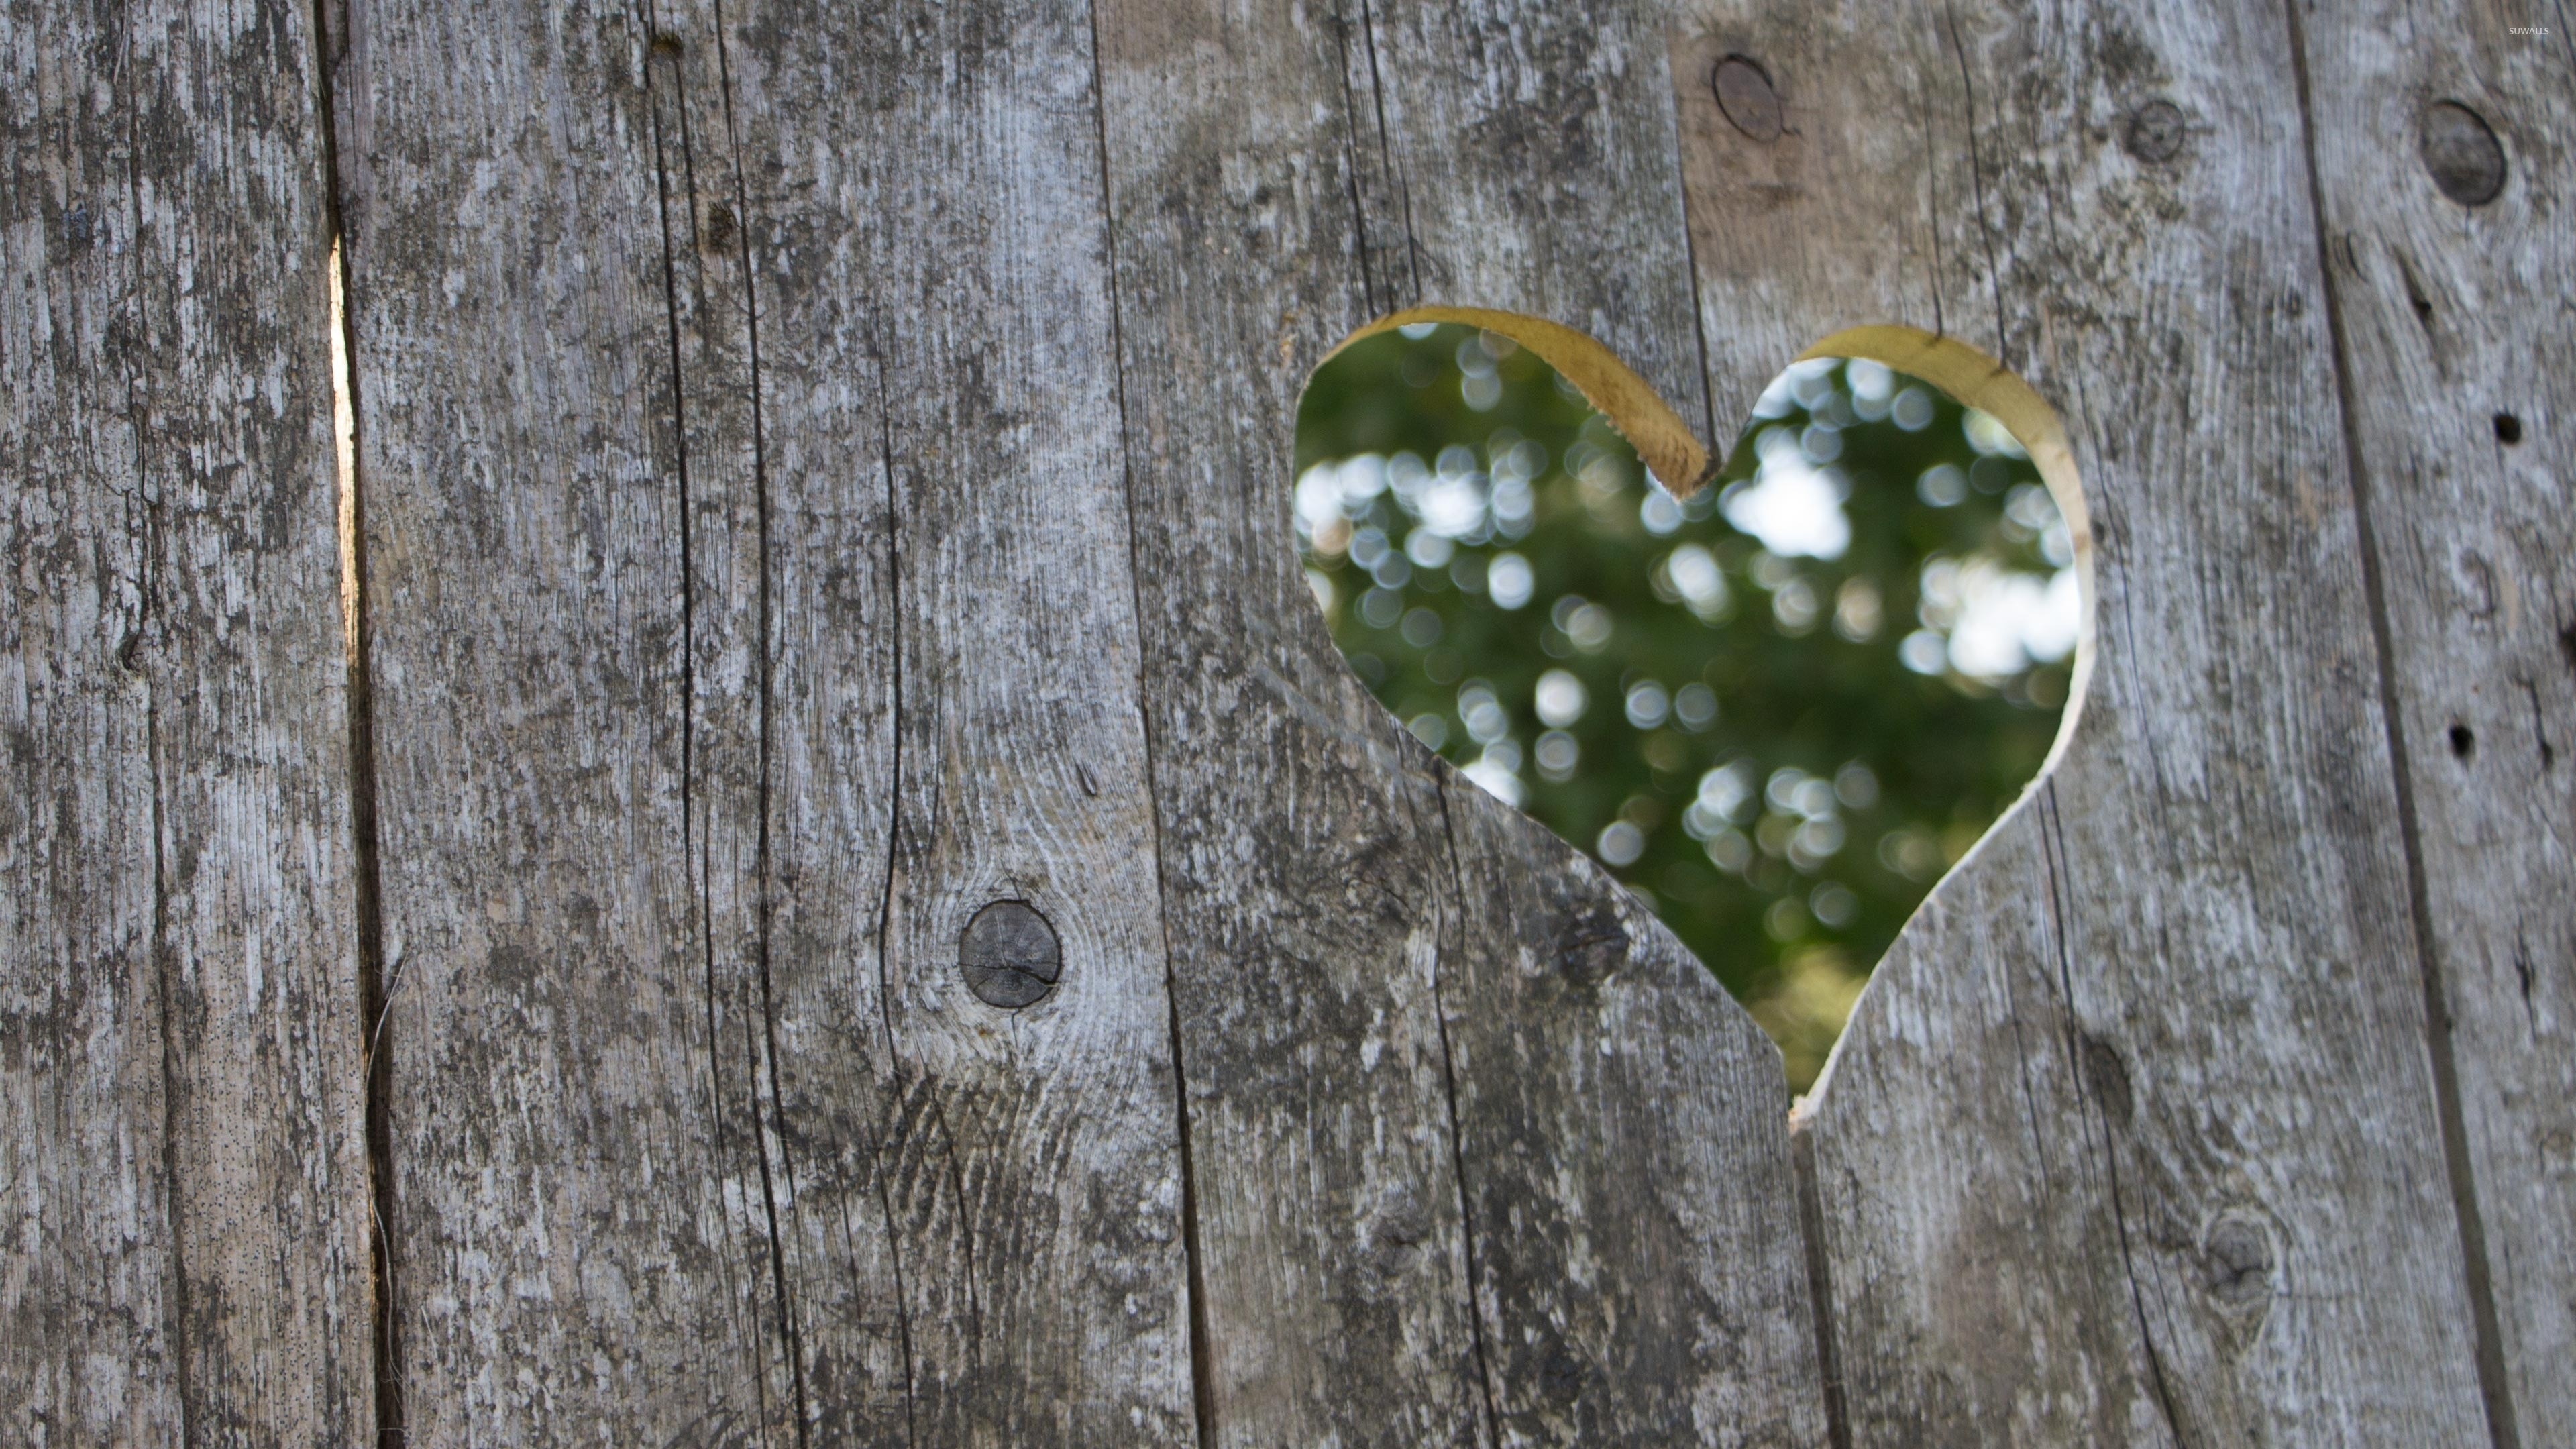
1295, 314, 2085, 1089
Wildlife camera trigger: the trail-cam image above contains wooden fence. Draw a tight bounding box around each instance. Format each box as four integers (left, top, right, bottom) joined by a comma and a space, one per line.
5, 0, 2567, 1442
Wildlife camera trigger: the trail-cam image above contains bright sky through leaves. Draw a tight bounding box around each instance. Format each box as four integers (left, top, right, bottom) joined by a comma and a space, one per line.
1294, 326, 2078, 1088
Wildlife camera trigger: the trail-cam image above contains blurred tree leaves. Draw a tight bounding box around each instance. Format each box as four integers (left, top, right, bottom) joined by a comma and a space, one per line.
1293, 323, 2075, 1089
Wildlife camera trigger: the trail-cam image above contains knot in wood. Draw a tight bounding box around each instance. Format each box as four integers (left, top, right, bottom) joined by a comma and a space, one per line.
2122, 99, 2186, 164
1711, 56, 1783, 144
959, 900, 1061, 1008
2418, 101, 2506, 207
2078, 1032, 2133, 1128
1556, 908, 1626, 993
2202, 1212, 2275, 1307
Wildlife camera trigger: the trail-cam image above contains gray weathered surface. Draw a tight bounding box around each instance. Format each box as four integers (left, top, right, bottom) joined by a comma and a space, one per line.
1093, 6, 1495, 1440
1, 0, 373, 1440
337, 2, 806, 1434
2292, 4, 2575, 1441
339, 0, 1189, 1439
1676, 0, 2506, 1441
1352, 8, 1827, 1443
1097, 0, 1829, 1443
8, 0, 2569, 1441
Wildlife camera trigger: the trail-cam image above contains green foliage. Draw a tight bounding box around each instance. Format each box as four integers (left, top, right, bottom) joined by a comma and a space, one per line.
1294, 323, 2074, 1088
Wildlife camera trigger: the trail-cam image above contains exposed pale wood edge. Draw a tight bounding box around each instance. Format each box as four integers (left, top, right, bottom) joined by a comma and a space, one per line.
1097, 0, 1827, 1440
1677, 0, 2497, 1440
1796, 325, 2095, 768
1796, 325, 2087, 559
1332, 305, 1715, 495
2286, 1, 2576, 1440
317, 23, 404, 1442
2, 0, 374, 1438
1354, 0, 1717, 451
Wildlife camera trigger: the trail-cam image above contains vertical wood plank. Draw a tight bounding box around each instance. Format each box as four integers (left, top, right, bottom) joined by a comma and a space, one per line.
341, 1, 808, 1435
840, 0, 1198, 1436
1099, 0, 1828, 1444
2290, 4, 2575, 1441
643, 4, 915, 1441
1092, 2, 1493, 1441
1674, 0, 2502, 1441
1356, 4, 1826, 1442
341, 0, 1192, 1437
1356, 0, 1715, 445
1, 0, 373, 1441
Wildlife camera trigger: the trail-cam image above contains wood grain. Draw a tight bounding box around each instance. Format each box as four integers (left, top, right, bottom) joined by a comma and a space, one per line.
1675, 0, 2501, 1441
823, 0, 1197, 1436
339, 0, 1191, 1438
1091, 3, 1493, 1440
339, 0, 812, 1435
1097, 0, 1828, 1443
1358, 4, 1829, 1439
6, 0, 2557, 1440
2290, 3, 2576, 1440
1, 0, 373, 1440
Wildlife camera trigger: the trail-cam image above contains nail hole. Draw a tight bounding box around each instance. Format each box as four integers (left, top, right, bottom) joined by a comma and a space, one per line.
2492, 412, 2522, 445
2449, 723, 2475, 760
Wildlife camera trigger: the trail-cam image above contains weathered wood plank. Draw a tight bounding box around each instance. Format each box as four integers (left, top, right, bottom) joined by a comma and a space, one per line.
1674, 0, 2499, 1441
1091, 4, 1493, 1441
637, 5, 914, 1442
1, 0, 373, 1441
1357, 8, 1825, 1441
2290, 5, 2575, 1441
339, 1, 806, 1435
341, 0, 1192, 1438
1434, 780, 1827, 1446
820, 0, 1197, 1436
1358, 0, 1715, 447
1098, 0, 1827, 1443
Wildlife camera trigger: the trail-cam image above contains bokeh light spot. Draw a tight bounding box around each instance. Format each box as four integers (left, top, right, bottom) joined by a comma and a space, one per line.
1293, 323, 2077, 1087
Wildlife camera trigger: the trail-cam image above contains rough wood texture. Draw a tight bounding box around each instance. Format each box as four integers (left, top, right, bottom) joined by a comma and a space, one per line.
11, 0, 2567, 1441
338, 0, 1189, 1439
1097, 0, 1827, 1444
1093, 11, 1493, 1444
1675, 0, 2504, 1441
2, 0, 372, 1441
2291, 5, 2575, 1442
822, 0, 1196, 1436
337, 3, 799, 1434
